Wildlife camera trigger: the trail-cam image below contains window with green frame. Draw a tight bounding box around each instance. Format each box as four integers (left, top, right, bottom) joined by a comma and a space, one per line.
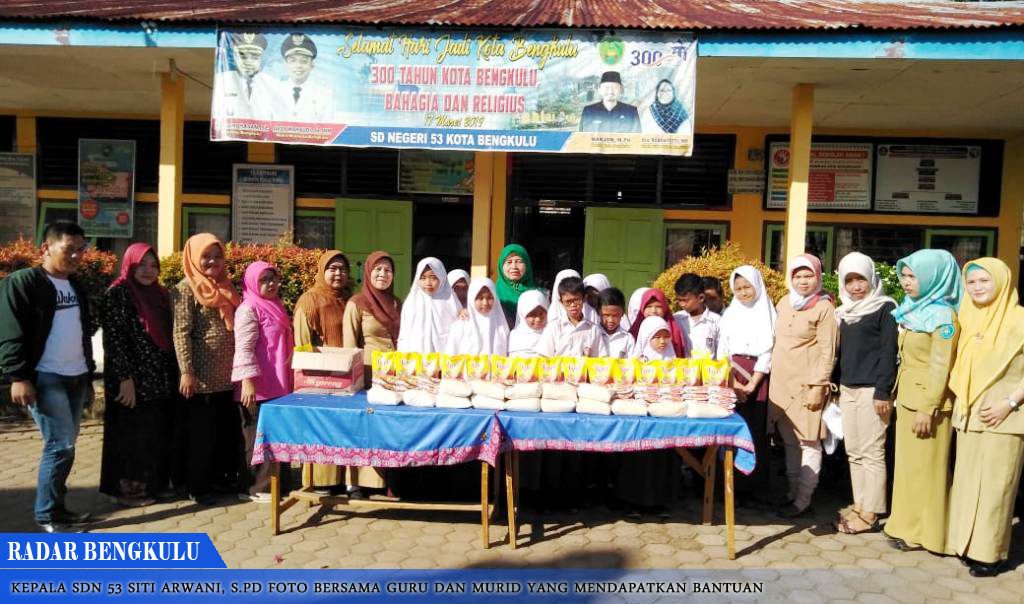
925, 228, 996, 267
181, 206, 230, 247
664, 222, 727, 268
763, 224, 835, 272
36, 201, 79, 243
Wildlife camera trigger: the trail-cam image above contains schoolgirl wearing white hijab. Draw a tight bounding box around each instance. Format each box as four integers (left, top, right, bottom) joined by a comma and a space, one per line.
444, 277, 509, 356
447, 269, 470, 310
396, 257, 462, 354
627, 287, 652, 327
717, 265, 777, 505
833, 252, 898, 534
631, 316, 677, 361
508, 289, 549, 357
583, 273, 612, 312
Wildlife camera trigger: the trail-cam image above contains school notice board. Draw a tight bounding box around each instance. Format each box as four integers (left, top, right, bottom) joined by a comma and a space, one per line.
766, 141, 872, 210
874, 144, 981, 214
231, 164, 294, 245
210, 27, 697, 156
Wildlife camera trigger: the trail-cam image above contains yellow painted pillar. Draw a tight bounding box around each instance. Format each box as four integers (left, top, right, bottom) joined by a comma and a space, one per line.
247, 142, 275, 163
489, 152, 508, 270
729, 129, 765, 259
998, 135, 1024, 287
784, 84, 814, 264
158, 72, 185, 257
15, 115, 36, 154
471, 151, 494, 278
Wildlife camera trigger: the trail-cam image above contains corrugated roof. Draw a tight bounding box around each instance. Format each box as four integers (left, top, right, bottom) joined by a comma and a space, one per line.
1, 0, 1024, 30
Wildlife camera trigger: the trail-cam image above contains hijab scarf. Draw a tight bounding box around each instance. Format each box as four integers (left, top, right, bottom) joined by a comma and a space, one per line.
293, 250, 349, 346
350, 251, 402, 346
650, 79, 688, 134
447, 269, 470, 309
628, 288, 686, 357
721, 265, 777, 359
582, 273, 612, 294
110, 242, 172, 352
397, 257, 461, 354
495, 244, 539, 320
508, 289, 549, 356
835, 252, 896, 325
787, 253, 829, 311
631, 316, 678, 361
949, 258, 1024, 415
891, 249, 963, 333
181, 233, 241, 331
239, 261, 294, 397
627, 287, 652, 326
453, 277, 509, 356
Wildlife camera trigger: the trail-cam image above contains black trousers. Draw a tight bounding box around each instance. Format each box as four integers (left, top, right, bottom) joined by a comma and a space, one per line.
734, 398, 772, 499
239, 402, 272, 495
184, 391, 241, 497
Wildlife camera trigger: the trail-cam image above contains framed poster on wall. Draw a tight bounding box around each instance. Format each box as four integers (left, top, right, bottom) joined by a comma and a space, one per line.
766, 141, 872, 210
0, 153, 36, 243
231, 164, 295, 244
78, 139, 136, 238
874, 144, 981, 214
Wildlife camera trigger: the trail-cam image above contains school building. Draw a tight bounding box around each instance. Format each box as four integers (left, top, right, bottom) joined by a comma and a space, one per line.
0, 1, 1023, 296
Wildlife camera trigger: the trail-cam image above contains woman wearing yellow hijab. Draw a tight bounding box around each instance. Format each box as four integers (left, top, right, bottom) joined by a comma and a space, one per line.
947, 258, 1024, 577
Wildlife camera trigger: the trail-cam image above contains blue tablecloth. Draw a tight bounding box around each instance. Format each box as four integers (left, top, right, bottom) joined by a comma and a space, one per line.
496, 410, 755, 474
253, 393, 756, 473
253, 393, 503, 467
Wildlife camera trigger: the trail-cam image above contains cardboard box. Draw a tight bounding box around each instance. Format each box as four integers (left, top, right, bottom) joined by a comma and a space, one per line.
292, 347, 364, 395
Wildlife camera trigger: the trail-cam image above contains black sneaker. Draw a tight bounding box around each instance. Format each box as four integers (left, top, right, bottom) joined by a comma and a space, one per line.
51, 508, 92, 525
37, 522, 82, 534
969, 560, 1003, 578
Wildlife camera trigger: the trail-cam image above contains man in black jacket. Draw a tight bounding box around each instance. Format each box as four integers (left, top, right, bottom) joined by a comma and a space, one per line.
0, 221, 96, 533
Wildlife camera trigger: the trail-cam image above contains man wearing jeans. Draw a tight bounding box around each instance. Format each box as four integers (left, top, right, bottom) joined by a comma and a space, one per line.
0, 221, 96, 533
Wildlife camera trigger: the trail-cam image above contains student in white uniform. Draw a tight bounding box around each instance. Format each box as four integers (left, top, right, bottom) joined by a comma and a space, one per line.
444, 278, 508, 356
582, 273, 612, 319
673, 272, 721, 359
508, 290, 548, 357
535, 274, 608, 358
212, 32, 278, 120
396, 257, 461, 354
627, 287, 651, 327
276, 33, 334, 122
598, 288, 634, 359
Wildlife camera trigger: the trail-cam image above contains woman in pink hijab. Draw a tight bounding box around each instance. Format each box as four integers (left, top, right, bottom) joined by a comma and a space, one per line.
232, 261, 294, 502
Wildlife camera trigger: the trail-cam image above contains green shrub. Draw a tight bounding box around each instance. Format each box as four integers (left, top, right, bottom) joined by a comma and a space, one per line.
652, 241, 788, 309
0, 237, 118, 318
159, 241, 325, 313
825, 261, 905, 306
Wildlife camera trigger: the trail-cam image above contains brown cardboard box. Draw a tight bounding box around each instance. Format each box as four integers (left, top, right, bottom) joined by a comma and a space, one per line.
292, 347, 364, 395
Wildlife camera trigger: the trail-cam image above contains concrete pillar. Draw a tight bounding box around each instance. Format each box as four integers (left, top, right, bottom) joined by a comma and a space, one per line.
158, 72, 185, 257
784, 84, 814, 264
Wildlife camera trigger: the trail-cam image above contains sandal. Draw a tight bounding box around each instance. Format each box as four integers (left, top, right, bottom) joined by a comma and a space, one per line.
835, 511, 880, 534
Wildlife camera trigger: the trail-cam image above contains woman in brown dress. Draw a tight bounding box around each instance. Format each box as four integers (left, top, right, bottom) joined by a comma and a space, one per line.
341, 250, 402, 495
768, 253, 839, 519
293, 250, 351, 492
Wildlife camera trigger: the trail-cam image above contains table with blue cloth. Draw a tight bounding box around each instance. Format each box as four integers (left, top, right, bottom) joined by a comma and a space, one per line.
253, 392, 756, 558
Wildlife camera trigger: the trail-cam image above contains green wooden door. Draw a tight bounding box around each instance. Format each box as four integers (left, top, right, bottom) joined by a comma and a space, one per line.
335, 198, 413, 299
583, 207, 664, 295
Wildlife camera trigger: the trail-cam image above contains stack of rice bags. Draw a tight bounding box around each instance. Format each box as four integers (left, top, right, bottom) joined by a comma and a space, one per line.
468, 355, 509, 410
537, 357, 578, 413
366, 351, 404, 405
504, 358, 542, 411
577, 358, 616, 415
683, 359, 737, 418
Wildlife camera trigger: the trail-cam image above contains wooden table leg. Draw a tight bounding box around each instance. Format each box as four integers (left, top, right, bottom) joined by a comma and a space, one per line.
481, 462, 490, 549
302, 463, 313, 509
702, 446, 719, 525
725, 448, 736, 560
505, 452, 517, 549
270, 462, 281, 536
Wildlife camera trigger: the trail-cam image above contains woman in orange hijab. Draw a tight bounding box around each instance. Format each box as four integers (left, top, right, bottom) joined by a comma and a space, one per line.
171, 233, 242, 505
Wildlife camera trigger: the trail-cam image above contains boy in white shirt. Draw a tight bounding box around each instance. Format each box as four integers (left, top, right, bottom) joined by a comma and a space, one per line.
673, 273, 720, 359
536, 276, 608, 358
598, 287, 634, 359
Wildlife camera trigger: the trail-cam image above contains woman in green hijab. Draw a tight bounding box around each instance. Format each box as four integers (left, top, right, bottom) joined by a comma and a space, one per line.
496, 244, 539, 325
885, 249, 963, 555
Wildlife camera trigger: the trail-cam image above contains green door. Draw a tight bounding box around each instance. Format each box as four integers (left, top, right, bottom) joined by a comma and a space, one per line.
335, 198, 413, 299
583, 207, 664, 296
